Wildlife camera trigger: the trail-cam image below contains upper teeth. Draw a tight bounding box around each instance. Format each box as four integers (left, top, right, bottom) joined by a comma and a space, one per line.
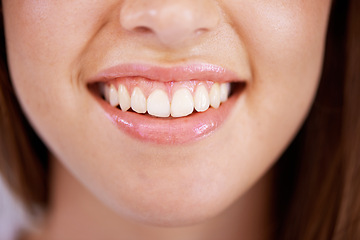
171, 88, 194, 118
102, 82, 231, 118
147, 89, 171, 117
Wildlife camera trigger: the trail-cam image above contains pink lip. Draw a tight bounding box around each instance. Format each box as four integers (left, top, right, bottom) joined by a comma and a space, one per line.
89, 64, 244, 144
87, 63, 241, 83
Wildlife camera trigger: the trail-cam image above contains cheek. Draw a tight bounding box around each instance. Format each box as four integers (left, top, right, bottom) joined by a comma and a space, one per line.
3, 0, 115, 71
225, 0, 331, 124
2, 0, 112, 137
226, 0, 331, 85
220, 0, 331, 178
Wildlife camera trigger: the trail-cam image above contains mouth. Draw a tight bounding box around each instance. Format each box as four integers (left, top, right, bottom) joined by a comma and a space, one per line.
88, 64, 246, 144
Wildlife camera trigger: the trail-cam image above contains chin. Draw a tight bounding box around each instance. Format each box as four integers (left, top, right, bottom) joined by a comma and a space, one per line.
86, 163, 240, 228
115, 193, 231, 227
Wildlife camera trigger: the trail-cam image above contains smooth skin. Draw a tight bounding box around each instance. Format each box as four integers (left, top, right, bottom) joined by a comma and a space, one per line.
3, 0, 331, 239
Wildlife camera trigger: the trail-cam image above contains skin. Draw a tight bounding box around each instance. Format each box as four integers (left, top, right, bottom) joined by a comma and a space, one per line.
2, 0, 331, 239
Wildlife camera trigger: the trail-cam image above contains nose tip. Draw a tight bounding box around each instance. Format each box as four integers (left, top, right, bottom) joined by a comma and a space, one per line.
120, 0, 220, 47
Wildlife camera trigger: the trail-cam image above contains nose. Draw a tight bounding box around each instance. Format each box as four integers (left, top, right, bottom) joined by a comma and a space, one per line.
120, 0, 220, 47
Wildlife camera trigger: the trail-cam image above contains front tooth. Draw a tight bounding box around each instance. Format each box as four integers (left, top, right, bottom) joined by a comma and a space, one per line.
209, 83, 221, 108
171, 88, 194, 117
131, 87, 147, 113
194, 85, 210, 112
109, 85, 119, 107
147, 89, 170, 117
220, 83, 231, 102
118, 84, 131, 111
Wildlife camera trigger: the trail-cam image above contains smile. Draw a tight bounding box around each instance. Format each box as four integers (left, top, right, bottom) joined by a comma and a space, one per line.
88, 64, 246, 144
101, 80, 231, 118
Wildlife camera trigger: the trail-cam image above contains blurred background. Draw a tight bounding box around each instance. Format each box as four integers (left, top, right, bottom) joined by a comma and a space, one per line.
0, 176, 29, 240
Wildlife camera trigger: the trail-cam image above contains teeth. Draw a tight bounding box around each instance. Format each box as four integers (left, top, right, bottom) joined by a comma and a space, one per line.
147, 89, 170, 117
220, 83, 231, 103
118, 84, 131, 111
171, 88, 194, 117
131, 87, 147, 113
194, 85, 210, 112
104, 84, 110, 103
209, 83, 221, 109
102, 82, 233, 117
109, 85, 119, 107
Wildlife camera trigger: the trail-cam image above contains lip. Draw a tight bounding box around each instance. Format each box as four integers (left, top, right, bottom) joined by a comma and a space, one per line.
88, 63, 245, 144
87, 63, 241, 83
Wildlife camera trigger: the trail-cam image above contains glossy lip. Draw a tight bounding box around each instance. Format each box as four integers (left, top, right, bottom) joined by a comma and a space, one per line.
88, 63, 245, 145
87, 63, 241, 83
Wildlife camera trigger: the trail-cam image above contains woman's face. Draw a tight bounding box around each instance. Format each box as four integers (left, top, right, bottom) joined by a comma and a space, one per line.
3, 0, 331, 226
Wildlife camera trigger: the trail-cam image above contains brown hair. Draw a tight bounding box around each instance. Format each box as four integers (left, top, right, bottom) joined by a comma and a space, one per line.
0, 0, 359, 239
275, 0, 360, 238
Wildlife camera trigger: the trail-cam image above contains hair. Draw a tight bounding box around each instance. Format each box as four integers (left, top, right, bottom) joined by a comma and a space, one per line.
0, 0, 359, 239
275, 0, 360, 239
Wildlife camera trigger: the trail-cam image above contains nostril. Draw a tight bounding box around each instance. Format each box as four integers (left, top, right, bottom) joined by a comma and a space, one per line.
134, 26, 153, 34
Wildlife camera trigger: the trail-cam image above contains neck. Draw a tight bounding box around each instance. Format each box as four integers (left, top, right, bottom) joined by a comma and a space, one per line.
25, 157, 276, 240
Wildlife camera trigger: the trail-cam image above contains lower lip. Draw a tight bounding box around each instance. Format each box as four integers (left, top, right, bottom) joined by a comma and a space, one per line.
92, 88, 240, 145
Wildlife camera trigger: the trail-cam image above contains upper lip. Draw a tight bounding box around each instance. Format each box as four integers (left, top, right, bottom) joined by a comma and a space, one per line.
86, 63, 244, 83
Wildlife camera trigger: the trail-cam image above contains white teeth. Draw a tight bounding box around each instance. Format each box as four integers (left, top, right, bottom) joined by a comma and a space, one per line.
209, 83, 221, 109
147, 89, 170, 117
118, 84, 131, 111
103, 82, 233, 117
131, 87, 147, 113
220, 83, 231, 103
109, 85, 119, 107
194, 85, 210, 112
171, 88, 194, 117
